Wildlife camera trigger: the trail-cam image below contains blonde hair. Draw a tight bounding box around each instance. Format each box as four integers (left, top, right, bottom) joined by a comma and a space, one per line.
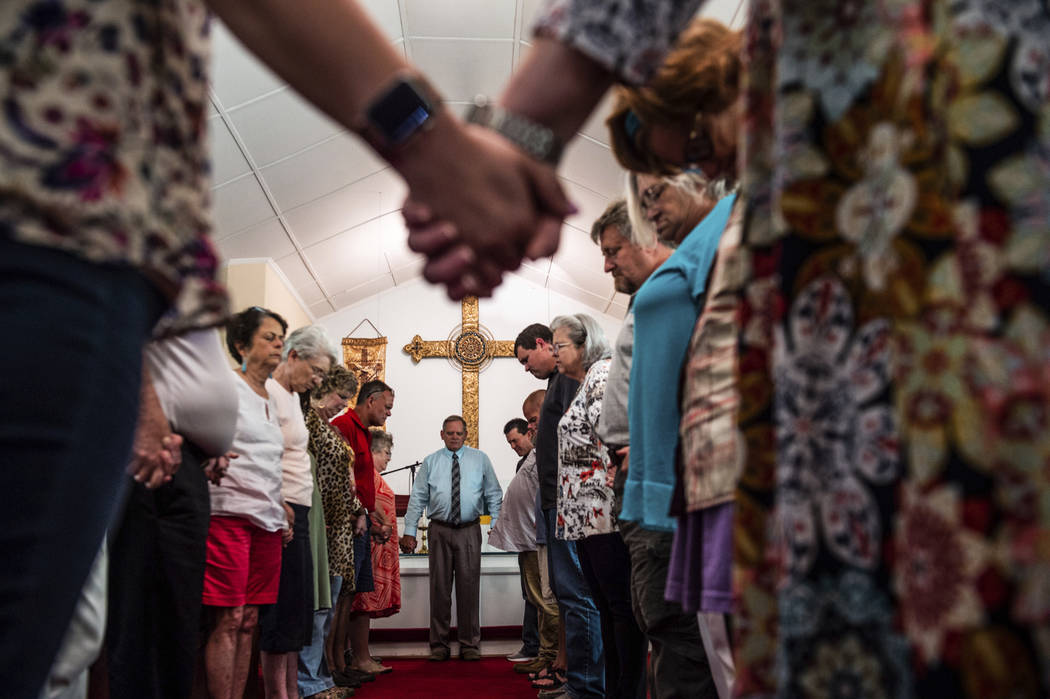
607, 18, 742, 173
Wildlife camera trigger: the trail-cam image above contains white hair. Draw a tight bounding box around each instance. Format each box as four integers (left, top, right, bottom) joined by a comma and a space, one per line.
625, 171, 731, 249
550, 313, 612, 369
282, 325, 337, 365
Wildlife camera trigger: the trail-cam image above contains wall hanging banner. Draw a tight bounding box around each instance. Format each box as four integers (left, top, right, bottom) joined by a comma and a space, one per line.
342, 335, 387, 407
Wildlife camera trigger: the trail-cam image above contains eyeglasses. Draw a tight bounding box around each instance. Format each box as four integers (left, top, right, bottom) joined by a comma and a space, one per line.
600, 244, 623, 260
640, 182, 667, 209
551, 341, 573, 355
308, 362, 328, 380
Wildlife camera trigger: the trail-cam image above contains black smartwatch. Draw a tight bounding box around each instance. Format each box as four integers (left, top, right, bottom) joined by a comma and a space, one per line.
361, 75, 438, 152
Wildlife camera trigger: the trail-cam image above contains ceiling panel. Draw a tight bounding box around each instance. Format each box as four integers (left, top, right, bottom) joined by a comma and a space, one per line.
281, 182, 390, 250
270, 252, 323, 302
226, 88, 342, 168
520, 0, 543, 27
560, 179, 614, 235
331, 276, 397, 310
409, 38, 514, 102
511, 262, 549, 288
390, 258, 425, 285
303, 218, 388, 294
210, 22, 284, 110
310, 298, 337, 317
578, 90, 615, 146
404, 0, 517, 38
215, 217, 296, 260
208, 115, 251, 186
559, 136, 625, 199
547, 275, 613, 315
212, 175, 276, 237
359, 0, 405, 41
260, 132, 386, 212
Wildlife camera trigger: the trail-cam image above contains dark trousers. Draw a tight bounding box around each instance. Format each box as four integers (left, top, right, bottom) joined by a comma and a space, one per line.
107, 441, 211, 699
428, 521, 481, 651
260, 503, 314, 652
620, 522, 716, 699
0, 237, 161, 698
578, 532, 648, 699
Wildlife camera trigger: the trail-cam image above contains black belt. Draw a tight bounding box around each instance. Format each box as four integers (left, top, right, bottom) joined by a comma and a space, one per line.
429, 518, 480, 529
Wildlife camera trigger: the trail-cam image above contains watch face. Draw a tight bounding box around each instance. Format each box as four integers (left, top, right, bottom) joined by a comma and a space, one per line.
368, 80, 433, 146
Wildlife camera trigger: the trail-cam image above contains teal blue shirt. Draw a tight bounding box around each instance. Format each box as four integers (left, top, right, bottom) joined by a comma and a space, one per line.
621, 194, 735, 531
403, 445, 503, 536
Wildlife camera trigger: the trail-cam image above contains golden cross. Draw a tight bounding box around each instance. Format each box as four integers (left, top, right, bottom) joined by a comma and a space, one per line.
402, 296, 516, 447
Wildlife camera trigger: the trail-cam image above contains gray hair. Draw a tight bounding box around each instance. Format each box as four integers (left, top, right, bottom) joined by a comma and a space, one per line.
370, 428, 393, 454
282, 325, 337, 365
590, 199, 633, 245
625, 171, 730, 249
550, 313, 612, 369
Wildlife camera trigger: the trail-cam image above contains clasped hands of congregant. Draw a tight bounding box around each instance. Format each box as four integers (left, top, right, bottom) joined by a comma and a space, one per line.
400, 123, 575, 299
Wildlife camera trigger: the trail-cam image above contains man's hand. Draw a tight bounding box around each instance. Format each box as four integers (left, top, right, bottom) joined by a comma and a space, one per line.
128, 363, 182, 489
399, 534, 417, 554
202, 451, 238, 486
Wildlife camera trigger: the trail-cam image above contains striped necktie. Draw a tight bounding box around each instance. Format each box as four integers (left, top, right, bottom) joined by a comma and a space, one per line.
450, 452, 461, 524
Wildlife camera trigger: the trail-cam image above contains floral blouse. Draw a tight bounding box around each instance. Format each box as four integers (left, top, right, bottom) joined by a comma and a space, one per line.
556, 358, 614, 540
0, 0, 227, 337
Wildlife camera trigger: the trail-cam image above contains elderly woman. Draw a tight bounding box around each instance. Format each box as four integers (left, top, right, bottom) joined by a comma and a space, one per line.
203, 307, 289, 699
551, 313, 647, 699
299, 364, 366, 699
347, 428, 401, 675
260, 325, 338, 699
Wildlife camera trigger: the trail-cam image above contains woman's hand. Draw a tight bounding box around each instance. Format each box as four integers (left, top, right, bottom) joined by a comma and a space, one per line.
202, 451, 238, 486
282, 502, 295, 545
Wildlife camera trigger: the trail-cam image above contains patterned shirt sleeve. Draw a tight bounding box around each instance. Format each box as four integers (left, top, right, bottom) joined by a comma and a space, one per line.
531, 0, 705, 84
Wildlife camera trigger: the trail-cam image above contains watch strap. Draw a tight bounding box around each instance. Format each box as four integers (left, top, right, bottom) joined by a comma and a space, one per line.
464, 96, 563, 166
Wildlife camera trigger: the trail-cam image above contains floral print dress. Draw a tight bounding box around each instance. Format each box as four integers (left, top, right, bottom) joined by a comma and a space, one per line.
534, 0, 1050, 695
556, 358, 615, 540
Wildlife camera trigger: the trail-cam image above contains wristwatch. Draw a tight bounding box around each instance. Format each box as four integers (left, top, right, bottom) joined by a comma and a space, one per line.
358, 74, 439, 154
464, 95, 563, 166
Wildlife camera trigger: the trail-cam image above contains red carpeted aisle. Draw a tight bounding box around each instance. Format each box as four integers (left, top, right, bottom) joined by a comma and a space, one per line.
350, 658, 539, 698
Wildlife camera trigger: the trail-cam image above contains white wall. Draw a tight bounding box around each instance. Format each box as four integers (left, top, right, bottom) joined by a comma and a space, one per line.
316, 273, 624, 497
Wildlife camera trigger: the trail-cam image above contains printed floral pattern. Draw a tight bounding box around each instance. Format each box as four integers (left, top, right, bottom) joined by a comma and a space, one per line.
775, 276, 897, 574
0, 0, 228, 336
556, 358, 615, 540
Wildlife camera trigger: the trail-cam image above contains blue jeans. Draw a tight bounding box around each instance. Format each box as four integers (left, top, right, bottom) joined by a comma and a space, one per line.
544, 508, 604, 699
0, 237, 162, 699
298, 575, 342, 696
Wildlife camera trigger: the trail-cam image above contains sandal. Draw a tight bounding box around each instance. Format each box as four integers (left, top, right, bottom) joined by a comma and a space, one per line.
531, 668, 567, 689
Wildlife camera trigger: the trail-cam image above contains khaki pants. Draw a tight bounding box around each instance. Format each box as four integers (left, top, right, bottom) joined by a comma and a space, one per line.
428, 522, 482, 651
519, 550, 560, 662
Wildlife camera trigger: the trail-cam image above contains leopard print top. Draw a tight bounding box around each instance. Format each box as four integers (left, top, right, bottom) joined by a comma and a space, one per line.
306, 407, 365, 590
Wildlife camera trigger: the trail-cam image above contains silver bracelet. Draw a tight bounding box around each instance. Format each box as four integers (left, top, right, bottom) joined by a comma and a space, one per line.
464, 95, 563, 166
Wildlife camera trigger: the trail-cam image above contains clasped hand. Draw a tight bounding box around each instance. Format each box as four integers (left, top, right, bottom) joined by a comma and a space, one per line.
400, 123, 574, 299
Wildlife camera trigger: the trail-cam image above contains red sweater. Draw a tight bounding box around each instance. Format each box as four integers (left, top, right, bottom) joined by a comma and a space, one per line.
331, 408, 376, 510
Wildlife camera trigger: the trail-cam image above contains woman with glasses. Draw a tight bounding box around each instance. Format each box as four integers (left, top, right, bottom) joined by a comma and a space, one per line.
551, 313, 647, 699
259, 325, 338, 699
347, 428, 402, 676
203, 307, 290, 699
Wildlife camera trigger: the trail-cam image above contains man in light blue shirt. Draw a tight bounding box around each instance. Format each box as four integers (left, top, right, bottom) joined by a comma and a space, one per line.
399, 415, 502, 661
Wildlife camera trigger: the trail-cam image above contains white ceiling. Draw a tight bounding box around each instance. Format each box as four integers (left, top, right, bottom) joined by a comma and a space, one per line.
209, 0, 748, 320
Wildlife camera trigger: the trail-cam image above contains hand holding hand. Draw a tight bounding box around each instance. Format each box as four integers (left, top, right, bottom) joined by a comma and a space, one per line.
282, 503, 295, 546
399, 534, 417, 554
400, 121, 572, 297
202, 451, 238, 486
128, 432, 183, 490
354, 513, 368, 537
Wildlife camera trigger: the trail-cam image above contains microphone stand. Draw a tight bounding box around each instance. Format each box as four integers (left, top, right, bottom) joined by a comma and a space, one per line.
384, 460, 422, 491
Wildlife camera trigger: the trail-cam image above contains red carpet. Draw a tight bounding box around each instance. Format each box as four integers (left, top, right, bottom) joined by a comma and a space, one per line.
350, 657, 540, 698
